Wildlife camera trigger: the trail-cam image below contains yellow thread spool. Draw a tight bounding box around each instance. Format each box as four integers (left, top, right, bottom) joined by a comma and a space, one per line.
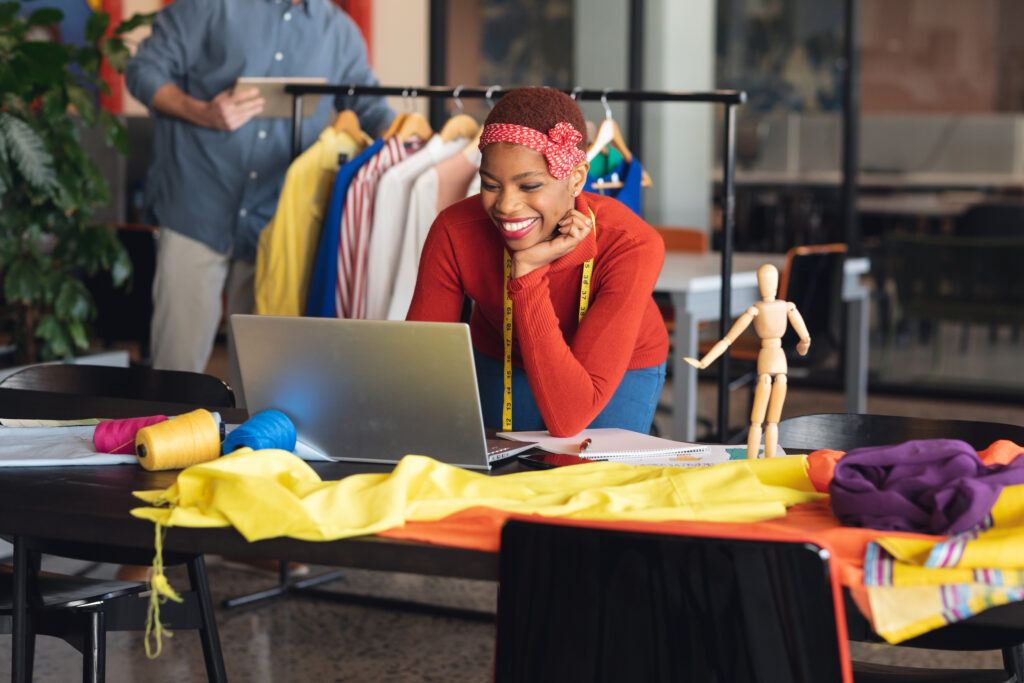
136, 409, 221, 471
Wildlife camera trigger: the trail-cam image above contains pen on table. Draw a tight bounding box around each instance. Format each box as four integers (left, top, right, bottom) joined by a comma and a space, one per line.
578, 438, 592, 455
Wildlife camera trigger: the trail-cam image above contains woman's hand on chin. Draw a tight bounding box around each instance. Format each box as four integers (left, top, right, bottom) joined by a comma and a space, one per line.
511, 209, 592, 278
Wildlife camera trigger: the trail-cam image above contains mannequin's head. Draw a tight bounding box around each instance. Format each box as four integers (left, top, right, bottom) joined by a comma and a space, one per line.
757, 264, 779, 301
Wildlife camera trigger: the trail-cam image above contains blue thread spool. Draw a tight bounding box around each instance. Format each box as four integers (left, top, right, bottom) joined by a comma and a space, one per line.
222, 409, 297, 454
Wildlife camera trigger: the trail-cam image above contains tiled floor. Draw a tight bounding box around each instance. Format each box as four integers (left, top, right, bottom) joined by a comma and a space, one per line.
1, 344, 1022, 680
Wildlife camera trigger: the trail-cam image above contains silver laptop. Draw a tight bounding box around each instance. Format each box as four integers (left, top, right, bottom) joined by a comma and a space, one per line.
229, 314, 533, 470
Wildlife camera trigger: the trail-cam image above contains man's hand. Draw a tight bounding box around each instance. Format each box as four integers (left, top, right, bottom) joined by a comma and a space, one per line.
150, 83, 265, 132
202, 87, 265, 131
683, 357, 706, 369
796, 339, 810, 356
511, 209, 592, 278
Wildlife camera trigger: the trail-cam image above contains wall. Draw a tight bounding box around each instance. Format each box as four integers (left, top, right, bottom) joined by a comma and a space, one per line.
643, 0, 716, 230
371, 0, 429, 119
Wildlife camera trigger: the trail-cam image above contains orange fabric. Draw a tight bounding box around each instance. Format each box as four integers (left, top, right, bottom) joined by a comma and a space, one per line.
807, 449, 843, 492
978, 439, 1024, 466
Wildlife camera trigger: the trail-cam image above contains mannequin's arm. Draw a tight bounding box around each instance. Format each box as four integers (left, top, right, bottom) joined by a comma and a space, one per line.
787, 302, 811, 356
684, 307, 758, 369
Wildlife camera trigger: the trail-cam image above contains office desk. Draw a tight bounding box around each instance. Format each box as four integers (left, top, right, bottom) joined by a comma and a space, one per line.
654, 252, 871, 440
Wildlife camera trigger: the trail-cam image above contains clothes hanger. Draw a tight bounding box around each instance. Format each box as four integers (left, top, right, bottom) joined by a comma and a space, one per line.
464, 85, 499, 160
332, 88, 368, 151
385, 89, 433, 142
440, 86, 480, 142
586, 89, 652, 189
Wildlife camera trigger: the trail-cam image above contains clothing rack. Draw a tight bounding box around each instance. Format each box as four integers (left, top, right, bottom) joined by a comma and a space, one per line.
284, 83, 747, 443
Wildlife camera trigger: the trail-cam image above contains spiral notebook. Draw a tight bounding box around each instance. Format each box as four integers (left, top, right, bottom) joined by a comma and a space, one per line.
497, 428, 709, 461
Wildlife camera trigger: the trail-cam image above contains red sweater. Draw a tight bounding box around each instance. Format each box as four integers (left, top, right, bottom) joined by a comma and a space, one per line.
407, 192, 669, 436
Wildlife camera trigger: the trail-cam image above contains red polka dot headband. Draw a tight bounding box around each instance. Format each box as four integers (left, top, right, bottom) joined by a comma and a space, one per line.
478, 122, 587, 180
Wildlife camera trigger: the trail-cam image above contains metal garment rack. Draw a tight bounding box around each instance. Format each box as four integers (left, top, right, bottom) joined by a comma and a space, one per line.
219, 83, 747, 612
284, 83, 747, 445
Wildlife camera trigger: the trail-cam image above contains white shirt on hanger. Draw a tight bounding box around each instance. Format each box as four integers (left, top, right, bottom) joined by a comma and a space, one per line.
387, 148, 481, 320
363, 135, 467, 320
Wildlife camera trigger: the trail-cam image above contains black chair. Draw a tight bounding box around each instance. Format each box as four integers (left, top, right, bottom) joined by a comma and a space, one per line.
882, 232, 1024, 359
495, 519, 851, 683
496, 517, 1021, 683
772, 412, 1024, 682
2, 537, 226, 683
0, 364, 232, 681
0, 364, 235, 408
774, 412, 1024, 452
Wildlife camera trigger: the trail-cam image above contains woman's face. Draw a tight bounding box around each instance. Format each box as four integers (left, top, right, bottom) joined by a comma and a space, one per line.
479, 142, 586, 251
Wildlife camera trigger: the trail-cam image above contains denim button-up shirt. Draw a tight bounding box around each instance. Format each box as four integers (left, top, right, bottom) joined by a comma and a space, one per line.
125, 0, 393, 262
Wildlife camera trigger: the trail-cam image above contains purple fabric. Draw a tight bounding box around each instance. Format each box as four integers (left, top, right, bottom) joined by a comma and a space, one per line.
829, 439, 1024, 535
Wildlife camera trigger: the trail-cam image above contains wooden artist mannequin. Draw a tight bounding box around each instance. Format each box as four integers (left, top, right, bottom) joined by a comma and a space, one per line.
684, 264, 811, 459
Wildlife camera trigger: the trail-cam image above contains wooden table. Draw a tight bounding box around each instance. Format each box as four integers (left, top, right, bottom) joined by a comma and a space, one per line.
654, 252, 871, 440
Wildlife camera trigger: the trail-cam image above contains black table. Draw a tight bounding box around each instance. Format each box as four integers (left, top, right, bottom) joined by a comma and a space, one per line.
1, 390, 1022, 680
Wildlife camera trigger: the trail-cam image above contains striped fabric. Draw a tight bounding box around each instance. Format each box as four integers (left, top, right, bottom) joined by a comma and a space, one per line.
337, 136, 408, 319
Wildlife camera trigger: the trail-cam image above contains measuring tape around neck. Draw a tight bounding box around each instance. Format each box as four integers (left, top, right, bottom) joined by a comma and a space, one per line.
502, 210, 595, 430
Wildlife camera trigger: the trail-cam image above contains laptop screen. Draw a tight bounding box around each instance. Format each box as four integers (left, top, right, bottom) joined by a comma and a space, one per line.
230, 315, 497, 469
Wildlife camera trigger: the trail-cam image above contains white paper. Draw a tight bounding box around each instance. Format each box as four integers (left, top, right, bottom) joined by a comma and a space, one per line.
498, 427, 710, 458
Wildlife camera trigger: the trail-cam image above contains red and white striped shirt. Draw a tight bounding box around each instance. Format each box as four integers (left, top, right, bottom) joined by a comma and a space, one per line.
336, 136, 408, 318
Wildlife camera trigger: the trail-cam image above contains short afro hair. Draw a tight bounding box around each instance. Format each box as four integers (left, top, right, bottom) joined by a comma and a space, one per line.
483, 87, 588, 151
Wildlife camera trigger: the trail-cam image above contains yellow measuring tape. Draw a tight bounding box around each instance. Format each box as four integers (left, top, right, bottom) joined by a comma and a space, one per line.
502, 210, 595, 430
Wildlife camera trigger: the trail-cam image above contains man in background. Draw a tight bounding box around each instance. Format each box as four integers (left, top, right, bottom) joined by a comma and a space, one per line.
126, 0, 393, 374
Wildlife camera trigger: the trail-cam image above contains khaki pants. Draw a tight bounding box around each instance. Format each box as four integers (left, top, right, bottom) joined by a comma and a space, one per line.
150, 228, 254, 376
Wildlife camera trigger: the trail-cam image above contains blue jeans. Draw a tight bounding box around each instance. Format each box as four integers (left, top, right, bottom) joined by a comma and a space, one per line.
474, 349, 666, 433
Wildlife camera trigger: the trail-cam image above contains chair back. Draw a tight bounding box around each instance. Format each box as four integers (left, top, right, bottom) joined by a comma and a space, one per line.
779, 243, 847, 365
653, 226, 708, 253
776, 413, 1024, 452
495, 519, 849, 683
954, 202, 1024, 237
884, 232, 1024, 326
0, 364, 235, 408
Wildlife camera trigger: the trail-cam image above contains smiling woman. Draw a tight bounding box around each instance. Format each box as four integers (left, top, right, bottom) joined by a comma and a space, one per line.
406, 87, 669, 437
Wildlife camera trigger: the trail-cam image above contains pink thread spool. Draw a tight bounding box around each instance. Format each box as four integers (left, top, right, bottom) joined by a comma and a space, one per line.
94, 415, 168, 454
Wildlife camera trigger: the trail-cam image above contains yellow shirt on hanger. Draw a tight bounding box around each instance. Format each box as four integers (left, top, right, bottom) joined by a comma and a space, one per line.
254, 126, 371, 316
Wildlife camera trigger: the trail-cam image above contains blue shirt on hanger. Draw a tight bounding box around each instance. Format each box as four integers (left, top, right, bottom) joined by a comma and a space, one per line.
306, 137, 385, 317
584, 156, 645, 217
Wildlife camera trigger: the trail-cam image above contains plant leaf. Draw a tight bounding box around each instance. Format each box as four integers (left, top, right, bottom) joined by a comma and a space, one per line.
99, 110, 129, 155
0, 113, 57, 193
0, 2, 19, 27
85, 11, 110, 42
16, 40, 69, 83
77, 45, 101, 75
68, 320, 89, 349
4, 260, 41, 304
99, 37, 128, 73
66, 84, 96, 126
114, 11, 156, 35
28, 8, 63, 26
55, 279, 90, 320
111, 242, 132, 286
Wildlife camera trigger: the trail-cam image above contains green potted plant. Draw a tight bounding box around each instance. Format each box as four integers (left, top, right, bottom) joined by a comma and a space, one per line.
0, 3, 152, 363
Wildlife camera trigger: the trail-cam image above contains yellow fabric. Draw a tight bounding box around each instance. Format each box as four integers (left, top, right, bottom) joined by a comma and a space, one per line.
131, 450, 824, 542
867, 583, 1024, 644
878, 483, 1024, 577
254, 126, 370, 316
865, 483, 1024, 643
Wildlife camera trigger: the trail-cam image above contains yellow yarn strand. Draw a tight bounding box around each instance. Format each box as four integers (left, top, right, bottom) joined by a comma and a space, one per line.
136, 409, 221, 471
144, 522, 183, 659
501, 210, 596, 431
